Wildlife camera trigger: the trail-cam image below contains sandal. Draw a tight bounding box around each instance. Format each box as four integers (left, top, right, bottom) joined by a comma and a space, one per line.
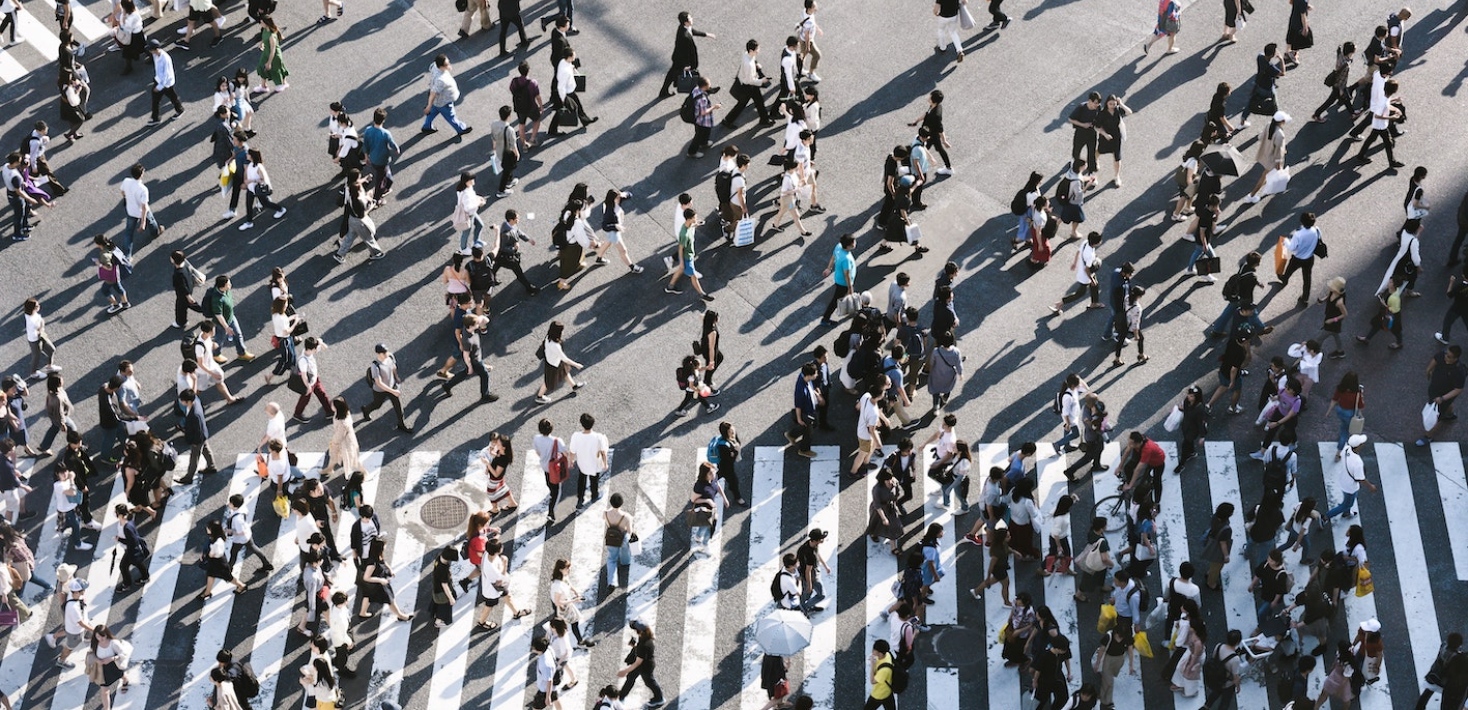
513, 609, 532, 619
476, 621, 499, 630
562, 680, 579, 690
1136, 355, 1150, 364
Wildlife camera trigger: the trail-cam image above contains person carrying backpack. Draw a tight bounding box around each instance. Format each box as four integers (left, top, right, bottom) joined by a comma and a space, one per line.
865, 639, 904, 709
1201, 630, 1244, 710
772, 554, 801, 610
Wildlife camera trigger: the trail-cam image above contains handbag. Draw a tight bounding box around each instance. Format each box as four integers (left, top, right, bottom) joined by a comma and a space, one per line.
627, 533, 642, 556
1355, 563, 1374, 597
1423, 402, 1440, 432
1323, 67, 1342, 87
998, 622, 1010, 643
1274, 236, 1289, 277
676, 69, 700, 94
904, 223, 922, 244
958, 4, 976, 30
1196, 255, 1223, 275
1075, 538, 1106, 574
254, 454, 269, 479
547, 441, 570, 485
256, 183, 274, 197
1097, 603, 1117, 633
292, 319, 310, 336
286, 372, 308, 394
0, 603, 18, 628
772, 679, 790, 699
1349, 393, 1365, 435
1163, 405, 1183, 432
686, 508, 714, 528
733, 218, 756, 247
574, 74, 587, 93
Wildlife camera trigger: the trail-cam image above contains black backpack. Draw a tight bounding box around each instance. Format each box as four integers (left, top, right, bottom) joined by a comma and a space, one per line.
1221, 270, 1245, 302
832, 332, 851, 359
160, 441, 179, 471
770, 570, 790, 602
180, 333, 203, 362
1010, 187, 1029, 216
1263, 449, 1292, 496
551, 220, 570, 248
1132, 581, 1150, 612
881, 660, 910, 694
679, 93, 697, 124
1203, 646, 1242, 690
714, 169, 734, 204
1051, 388, 1068, 416
231, 660, 260, 699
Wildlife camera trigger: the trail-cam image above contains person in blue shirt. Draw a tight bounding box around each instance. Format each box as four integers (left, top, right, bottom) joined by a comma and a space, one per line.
784, 363, 819, 458
820, 233, 857, 326
359, 108, 400, 201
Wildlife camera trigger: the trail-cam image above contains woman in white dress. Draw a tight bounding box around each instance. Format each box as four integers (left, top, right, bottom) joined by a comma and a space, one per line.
1169, 598, 1204, 697
325, 397, 362, 480
549, 558, 595, 649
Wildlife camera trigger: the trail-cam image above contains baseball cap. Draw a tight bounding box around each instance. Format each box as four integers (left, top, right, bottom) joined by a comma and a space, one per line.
69, 579, 88, 592
146, 39, 162, 50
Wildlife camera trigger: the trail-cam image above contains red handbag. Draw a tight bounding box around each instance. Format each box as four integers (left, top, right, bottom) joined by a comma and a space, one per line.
547, 441, 570, 485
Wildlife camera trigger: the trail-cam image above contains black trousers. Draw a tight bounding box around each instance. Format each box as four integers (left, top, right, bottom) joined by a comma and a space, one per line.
1312, 85, 1352, 119
547, 94, 590, 134
1280, 256, 1314, 301
151, 86, 184, 120
987, 0, 1008, 22
687, 124, 712, 156
175, 293, 204, 327
1071, 128, 1097, 174
821, 284, 848, 321
444, 358, 489, 397
1358, 127, 1397, 163
618, 665, 663, 703
492, 252, 537, 292
230, 540, 270, 567
576, 471, 600, 505
716, 459, 743, 503
244, 189, 282, 219
118, 549, 150, 586
498, 13, 528, 52
367, 160, 393, 199
498, 151, 518, 192
660, 63, 698, 95
723, 82, 770, 125
862, 696, 896, 710
362, 389, 406, 425
1441, 308, 1468, 339
1064, 439, 1103, 476
787, 413, 813, 452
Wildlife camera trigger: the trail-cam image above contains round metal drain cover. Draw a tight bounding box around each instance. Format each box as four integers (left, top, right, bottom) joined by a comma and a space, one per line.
420, 495, 470, 531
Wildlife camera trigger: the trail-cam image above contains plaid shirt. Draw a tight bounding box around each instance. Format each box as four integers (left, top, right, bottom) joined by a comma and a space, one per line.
693, 88, 714, 128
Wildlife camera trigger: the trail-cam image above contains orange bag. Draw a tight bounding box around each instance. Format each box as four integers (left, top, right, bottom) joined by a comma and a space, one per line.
255, 454, 269, 479
1274, 236, 1288, 277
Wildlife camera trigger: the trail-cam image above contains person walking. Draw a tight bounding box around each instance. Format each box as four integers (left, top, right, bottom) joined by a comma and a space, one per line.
721, 40, 774, 129
493, 209, 540, 295
324, 397, 363, 479
819, 234, 857, 326
932, 0, 967, 64
784, 363, 819, 458
177, 389, 217, 485
1355, 276, 1406, 350
548, 47, 596, 136
1144, 0, 1182, 55
21, 299, 60, 381
1439, 263, 1468, 344
361, 344, 410, 431
567, 412, 608, 509
602, 493, 631, 590
250, 16, 288, 94
336, 169, 387, 263
686, 78, 720, 158
1323, 371, 1363, 456
118, 164, 163, 257
144, 40, 185, 126
1243, 111, 1291, 204
360, 108, 399, 201
199, 519, 247, 599
490, 107, 520, 197
422, 54, 472, 137
1067, 92, 1102, 179
658, 11, 715, 99
291, 337, 332, 422
237, 149, 286, 230
797, 0, 824, 81
357, 538, 413, 621
665, 207, 714, 301
496, 0, 528, 54
595, 189, 644, 273
1324, 434, 1375, 519
1416, 345, 1466, 446
1355, 74, 1403, 168
616, 622, 665, 707
1310, 42, 1357, 122
535, 321, 586, 403
224, 493, 272, 572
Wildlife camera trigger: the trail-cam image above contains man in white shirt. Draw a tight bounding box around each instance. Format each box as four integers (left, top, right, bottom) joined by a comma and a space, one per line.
1054, 372, 1088, 452
849, 381, 888, 477
775, 554, 802, 610
145, 40, 185, 126
292, 337, 332, 422
548, 47, 596, 137
531, 636, 563, 710
54, 579, 95, 668
1324, 434, 1376, 520
225, 493, 273, 571
256, 401, 288, 453
721, 39, 774, 128
1356, 73, 1403, 168
776, 35, 800, 106
1277, 211, 1321, 306
119, 163, 163, 258
567, 412, 609, 509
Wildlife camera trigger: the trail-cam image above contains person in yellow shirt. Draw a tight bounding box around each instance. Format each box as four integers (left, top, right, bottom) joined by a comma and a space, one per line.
865, 639, 896, 710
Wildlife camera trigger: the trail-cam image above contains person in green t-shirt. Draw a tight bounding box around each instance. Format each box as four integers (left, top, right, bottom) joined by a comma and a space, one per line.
665, 207, 714, 302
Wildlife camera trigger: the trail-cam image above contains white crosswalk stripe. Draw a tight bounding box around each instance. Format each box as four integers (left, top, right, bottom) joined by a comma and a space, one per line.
2, 440, 1461, 710
0, 0, 116, 86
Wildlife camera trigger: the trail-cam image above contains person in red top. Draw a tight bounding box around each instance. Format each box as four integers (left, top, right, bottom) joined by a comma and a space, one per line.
1121, 431, 1166, 509
1323, 371, 1363, 460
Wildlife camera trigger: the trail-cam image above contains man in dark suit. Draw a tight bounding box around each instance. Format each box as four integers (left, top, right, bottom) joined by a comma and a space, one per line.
177, 388, 218, 484
658, 11, 716, 99
209, 105, 234, 170
549, 15, 575, 71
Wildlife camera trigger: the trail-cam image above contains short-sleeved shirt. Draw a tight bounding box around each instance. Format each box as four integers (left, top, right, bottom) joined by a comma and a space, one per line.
856, 394, 879, 441
121, 178, 149, 218
1069, 102, 1100, 130
935, 0, 960, 18
433, 558, 453, 594
796, 541, 820, 573
568, 430, 610, 476
1429, 353, 1467, 399
832, 246, 855, 287
1219, 340, 1247, 380
208, 288, 236, 322
677, 224, 697, 261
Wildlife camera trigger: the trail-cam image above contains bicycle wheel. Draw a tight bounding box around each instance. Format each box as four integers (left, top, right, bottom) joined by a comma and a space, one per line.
1096, 494, 1129, 534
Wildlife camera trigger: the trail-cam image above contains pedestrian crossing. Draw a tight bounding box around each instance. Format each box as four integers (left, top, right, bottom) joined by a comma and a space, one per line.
1, 440, 1467, 710
0, 0, 116, 86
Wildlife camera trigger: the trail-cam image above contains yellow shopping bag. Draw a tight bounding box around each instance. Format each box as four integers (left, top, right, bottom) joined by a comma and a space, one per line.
272, 494, 290, 518
998, 622, 1010, 643
219, 161, 235, 188
1355, 563, 1374, 597
1097, 603, 1117, 633
1134, 630, 1155, 658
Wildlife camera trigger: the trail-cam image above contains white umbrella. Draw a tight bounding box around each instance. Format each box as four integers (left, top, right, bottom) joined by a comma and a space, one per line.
754, 609, 814, 657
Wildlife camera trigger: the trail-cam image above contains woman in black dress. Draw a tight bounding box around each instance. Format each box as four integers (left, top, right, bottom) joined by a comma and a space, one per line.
1285, 0, 1313, 64
357, 538, 413, 621
876, 177, 930, 257
201, 520, 246, 599
697, 310, 724, 391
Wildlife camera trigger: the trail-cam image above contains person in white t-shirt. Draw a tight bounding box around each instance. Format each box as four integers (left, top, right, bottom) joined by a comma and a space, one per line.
531, 636, 563, 710
1052, 232, 1106, 315
567, 413, 609, 508
119, 164, 163, 257
849, 381, 889, 477
22, 298, 60, 380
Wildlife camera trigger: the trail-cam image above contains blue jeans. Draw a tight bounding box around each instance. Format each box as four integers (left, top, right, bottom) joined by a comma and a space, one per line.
1256, 596, 1281, 625
1211, 304, 1264, 337
941, 476, 970, 511
121, 213, 160, 258
273, 334, 297, 377
1245, 535, 1275, 569
1187, 244, 1214, 271
458, 214, 485, 252
7, 192, 30, 237
222, 315, 248, 355
801, 576, 825, 611
1056, 427, 1079, 451
62, 507, 82, 545
1282, 525, 1312, 561
605, 542, 630, 587
423, 102, 469, 133
1325, 490, 1358, 520
1333, 406, 1355, 453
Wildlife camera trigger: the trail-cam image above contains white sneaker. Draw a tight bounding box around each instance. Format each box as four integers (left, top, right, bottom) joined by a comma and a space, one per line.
1202, 275, 1218, 283
1435, 332, 1450, 344
176, 27, 188, 35
1183, 267, 1195, 276
237, 221, 254, 231
44, 364, 62, 373
273, 208, 287, 218
28, 371, 46, 381
496, 191, 512, 198
808, 72, 822, 83
75, 542, 94, 551
221, 210, 236, 219
85, 521, 103, 530
936, 168, 954, 176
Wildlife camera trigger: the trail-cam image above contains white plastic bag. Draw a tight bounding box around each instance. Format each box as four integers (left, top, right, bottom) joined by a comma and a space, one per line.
1163, 405, 1183, 432
1423, 402, 1440, 431
1261, 167, 1291, 196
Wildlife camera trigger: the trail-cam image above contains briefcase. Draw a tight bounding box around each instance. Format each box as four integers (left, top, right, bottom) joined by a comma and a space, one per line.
574, 74, 587, 93
676, 69, 699, 94
556, 110, 579, 128
1196, 255, 1223, 275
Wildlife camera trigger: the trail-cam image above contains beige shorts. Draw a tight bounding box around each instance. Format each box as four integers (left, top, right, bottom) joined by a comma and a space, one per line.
858, 438, 875, 454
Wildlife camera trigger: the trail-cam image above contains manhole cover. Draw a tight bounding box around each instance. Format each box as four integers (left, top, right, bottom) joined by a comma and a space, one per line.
420, 495, 470, 531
